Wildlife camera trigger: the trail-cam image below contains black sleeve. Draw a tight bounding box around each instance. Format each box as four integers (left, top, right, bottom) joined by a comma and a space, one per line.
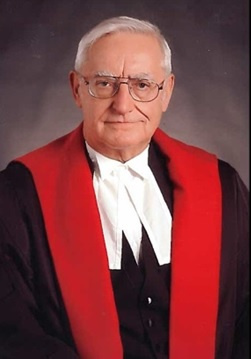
217, 161, 249, 359
231, 171, 249, 359
0, 163, 79, 359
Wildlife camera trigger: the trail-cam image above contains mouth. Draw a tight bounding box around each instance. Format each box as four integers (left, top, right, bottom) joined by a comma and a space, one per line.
106, 121, 137, 124
105, 117, 145, 124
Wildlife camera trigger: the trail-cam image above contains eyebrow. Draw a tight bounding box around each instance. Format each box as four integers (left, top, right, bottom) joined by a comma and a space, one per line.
93, 71, 154, 80
131, 73, 154, 80
94, 71, 117, 77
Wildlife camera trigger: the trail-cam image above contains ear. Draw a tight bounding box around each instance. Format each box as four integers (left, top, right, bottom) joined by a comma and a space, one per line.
161, 74, 175, 112
69, 70, 82, 108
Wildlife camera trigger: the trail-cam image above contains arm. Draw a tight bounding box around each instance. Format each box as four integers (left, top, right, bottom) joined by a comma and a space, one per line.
0, 164, 79, 359
0, 241, 79, 359
216, 161, 249, 359
231, 172, 249, 359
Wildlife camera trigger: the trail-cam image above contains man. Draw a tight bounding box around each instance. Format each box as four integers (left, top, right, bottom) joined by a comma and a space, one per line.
0, 16, 249, 359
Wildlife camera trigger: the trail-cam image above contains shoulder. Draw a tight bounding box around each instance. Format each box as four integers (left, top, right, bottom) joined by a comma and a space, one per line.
153, 128, 218, 165
0, 161, 37, 208
0, 162, 42, 251
218, 159, 239, 181
16, 123, 83, 168
218, 159, 248, 204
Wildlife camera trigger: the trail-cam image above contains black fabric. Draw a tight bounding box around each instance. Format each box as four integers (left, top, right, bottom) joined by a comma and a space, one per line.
216, 161, 249, 359
110, 230, 170, 359
0, 141, 249, 359
139, 230, 170, 359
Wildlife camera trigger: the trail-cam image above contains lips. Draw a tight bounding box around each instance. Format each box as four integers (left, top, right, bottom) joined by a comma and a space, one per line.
105, 117, 144, 124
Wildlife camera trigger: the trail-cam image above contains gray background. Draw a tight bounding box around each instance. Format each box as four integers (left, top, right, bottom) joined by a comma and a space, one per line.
0, 0, 249, 186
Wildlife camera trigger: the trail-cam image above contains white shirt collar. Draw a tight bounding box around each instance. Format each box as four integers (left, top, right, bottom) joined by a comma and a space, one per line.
86, 142, 150, 181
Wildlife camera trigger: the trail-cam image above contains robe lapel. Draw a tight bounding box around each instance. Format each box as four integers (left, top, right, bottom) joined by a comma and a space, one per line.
18, 124, 123, 359
153, 129, 222, 359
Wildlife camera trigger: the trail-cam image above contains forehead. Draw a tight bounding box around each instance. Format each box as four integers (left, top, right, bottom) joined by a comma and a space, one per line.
82, 32, 165, 78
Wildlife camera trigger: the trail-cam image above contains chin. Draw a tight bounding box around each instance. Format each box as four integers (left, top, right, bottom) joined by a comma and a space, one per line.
110, 136, 140, 147
110, 137, 148, 151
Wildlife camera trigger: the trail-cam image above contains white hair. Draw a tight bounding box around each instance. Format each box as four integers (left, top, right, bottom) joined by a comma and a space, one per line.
74, 16, 172, 75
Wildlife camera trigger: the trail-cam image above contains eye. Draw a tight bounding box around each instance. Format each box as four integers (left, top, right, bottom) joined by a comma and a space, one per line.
95, 79, 112, 88
135, 80, 151, 90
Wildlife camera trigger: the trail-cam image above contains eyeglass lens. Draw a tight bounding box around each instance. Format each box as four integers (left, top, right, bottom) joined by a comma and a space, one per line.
89, 77, 160, 101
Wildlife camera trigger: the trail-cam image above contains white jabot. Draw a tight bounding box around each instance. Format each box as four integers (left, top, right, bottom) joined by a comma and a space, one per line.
86, 142, 172, 270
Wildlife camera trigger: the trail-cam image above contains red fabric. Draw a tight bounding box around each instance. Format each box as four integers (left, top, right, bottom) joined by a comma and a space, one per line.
17, 122, 222, 359
153, 130, 222, 359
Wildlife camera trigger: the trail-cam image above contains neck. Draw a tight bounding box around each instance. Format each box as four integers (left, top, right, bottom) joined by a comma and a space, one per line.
85, 142, 150, 163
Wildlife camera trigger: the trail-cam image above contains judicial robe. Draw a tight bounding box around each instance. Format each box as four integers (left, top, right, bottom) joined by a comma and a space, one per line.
0, 123, 249, 359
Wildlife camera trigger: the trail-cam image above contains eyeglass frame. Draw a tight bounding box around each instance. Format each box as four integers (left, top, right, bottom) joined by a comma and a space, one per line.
75, 71, 165, 103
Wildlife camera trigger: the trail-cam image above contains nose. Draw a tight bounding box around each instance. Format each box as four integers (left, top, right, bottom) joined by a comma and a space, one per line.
111, 82, 135, 115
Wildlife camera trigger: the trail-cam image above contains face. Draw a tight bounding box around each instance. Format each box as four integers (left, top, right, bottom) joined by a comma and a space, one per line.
70, 32, 174, 161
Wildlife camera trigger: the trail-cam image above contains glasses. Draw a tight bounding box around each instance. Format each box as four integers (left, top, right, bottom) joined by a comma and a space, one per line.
76, 72, 165, 102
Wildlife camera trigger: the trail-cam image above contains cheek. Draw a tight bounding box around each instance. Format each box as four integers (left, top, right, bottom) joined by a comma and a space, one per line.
80, 103, 99, 125
81, 96, 112, 121
81, 101, 110, 138
147, 108, 163, 136
142, 103, 163, 127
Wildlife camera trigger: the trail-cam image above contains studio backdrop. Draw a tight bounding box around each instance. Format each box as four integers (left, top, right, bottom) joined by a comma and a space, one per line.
0, 0, 249, 187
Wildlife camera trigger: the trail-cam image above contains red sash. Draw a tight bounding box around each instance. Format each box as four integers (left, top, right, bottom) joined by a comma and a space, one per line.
17, 123, 222, 359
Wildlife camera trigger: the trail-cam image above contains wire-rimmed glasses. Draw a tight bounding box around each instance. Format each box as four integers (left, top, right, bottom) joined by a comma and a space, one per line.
76, 72, 165, 102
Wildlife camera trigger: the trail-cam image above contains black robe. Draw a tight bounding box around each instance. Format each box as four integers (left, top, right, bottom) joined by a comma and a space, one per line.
0, 142, 249, 359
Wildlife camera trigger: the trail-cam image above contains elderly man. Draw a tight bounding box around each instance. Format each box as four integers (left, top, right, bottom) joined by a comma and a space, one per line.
0, 16, 249, 359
